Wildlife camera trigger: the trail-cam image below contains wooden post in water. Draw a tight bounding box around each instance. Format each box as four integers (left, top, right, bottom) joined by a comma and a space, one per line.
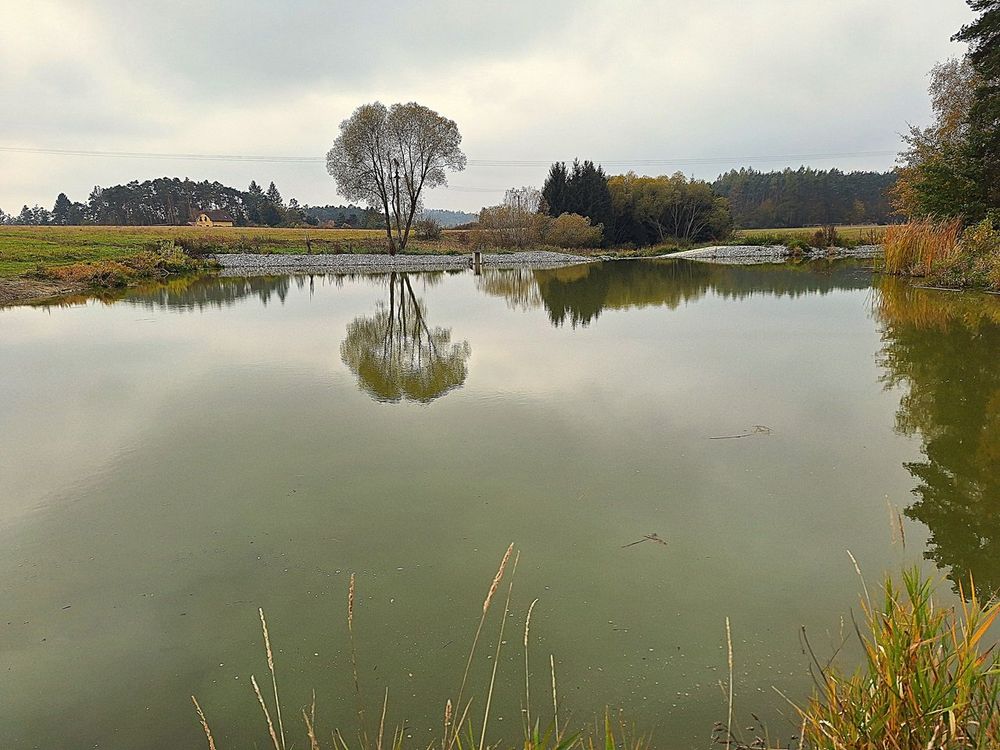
473, 250, 482, 275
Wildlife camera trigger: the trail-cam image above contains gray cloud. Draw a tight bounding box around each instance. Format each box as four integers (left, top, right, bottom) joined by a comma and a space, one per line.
0, 0, 974, 213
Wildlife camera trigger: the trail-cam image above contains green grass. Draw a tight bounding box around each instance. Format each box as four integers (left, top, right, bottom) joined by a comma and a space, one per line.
0, 226, 469, 278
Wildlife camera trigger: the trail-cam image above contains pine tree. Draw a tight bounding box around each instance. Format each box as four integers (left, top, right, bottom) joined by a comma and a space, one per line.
542, 162, 568, 216
566, 160, 613, 233
52, 193, 73, 225
266, 181, 284, 208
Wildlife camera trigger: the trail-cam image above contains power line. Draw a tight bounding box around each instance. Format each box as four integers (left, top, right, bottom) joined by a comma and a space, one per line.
0, 146, 319, 163
0, 145, 898, 167
0, 144, 898, 194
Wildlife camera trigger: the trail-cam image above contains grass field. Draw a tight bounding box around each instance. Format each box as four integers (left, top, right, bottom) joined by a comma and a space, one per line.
0, 225, 466, 278
735, 224, 887, 245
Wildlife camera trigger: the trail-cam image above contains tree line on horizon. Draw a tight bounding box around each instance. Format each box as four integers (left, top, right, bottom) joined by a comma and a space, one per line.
0, 176, 477, 229
521, 161, 897, 248
531, 161, 898, 247
0, 177, 389, 229
714, 167, 897, 228
2, 167, 899, 238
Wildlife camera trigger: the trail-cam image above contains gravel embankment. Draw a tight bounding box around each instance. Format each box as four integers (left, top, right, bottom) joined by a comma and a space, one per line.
214, 250, 593, 275
668, 244, 882, 264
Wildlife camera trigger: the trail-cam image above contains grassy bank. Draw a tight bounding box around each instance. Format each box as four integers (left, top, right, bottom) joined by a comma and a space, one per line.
0, 239, 220, 306
0, 225, 477, 278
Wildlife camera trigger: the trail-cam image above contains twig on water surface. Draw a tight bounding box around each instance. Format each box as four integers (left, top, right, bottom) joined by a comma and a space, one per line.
709, 425, 773, 440
622, 533, 668, 549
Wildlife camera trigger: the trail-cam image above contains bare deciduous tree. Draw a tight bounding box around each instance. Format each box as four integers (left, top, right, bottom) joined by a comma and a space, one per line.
326, 102, 466, 255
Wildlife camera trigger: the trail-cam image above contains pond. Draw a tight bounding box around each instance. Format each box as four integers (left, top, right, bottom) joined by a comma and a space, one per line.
1, 258, 998, 749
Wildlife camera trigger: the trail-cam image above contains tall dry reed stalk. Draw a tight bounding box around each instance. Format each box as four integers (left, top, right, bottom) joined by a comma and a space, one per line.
191, 695, 218, 750
524, 598, 539, 735
882, 218, 962, 276
259, 608, 287, 750
191, 545, 649, 750
479, 551, 520, 750
451, 541, 514, 748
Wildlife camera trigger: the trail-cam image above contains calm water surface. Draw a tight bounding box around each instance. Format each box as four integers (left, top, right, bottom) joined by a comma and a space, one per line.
1, 259, 997, 749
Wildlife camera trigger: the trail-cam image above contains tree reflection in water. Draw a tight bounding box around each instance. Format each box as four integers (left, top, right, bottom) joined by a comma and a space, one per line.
875, 279, 1000, 596
476, 258, 873, 327
341, 272, 471, 403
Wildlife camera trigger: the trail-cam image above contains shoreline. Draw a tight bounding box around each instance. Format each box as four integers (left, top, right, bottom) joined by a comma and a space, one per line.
0, 277, 92, 307
213, 250, 596, 276
667, 244, 882, 264
0, 245, 890, 307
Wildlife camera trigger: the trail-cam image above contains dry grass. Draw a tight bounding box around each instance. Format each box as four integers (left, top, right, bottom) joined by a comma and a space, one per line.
736, 225, 887, 247
881, 218, 962, 276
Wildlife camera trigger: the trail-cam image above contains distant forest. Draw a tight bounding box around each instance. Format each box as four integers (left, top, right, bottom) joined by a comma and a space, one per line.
712, 168, 898, 228
0, 170, 896, 230
0, 177, 475, 228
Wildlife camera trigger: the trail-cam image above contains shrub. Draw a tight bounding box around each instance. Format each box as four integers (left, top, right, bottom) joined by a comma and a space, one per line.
172, 236, 221, 256
25, 244, 217, 289
413, 218, 442, 240
471, 205, 547, 249
929, 218, 1000, 291
541, 212, 603, 248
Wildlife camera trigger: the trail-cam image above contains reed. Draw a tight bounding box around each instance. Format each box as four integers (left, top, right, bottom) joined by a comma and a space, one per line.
190, 546, 648, 750
452, 541, 514, 746
795, 568, 1000, 749
191, 695, 218, 750
881, 218, 962, 276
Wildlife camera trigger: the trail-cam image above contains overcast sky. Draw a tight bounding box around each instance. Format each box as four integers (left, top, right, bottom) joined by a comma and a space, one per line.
0, 0, 974, 214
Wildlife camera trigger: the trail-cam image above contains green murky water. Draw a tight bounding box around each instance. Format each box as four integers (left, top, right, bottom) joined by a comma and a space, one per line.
1, 259, 997, 749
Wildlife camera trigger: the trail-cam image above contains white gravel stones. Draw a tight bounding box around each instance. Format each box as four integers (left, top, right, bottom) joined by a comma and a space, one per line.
668, 244, 882, 264
214, 250, 593, 275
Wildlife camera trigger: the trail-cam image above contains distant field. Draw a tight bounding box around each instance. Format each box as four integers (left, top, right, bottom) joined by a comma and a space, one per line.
0, 225, 465, 277
735, 224, 887, 244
